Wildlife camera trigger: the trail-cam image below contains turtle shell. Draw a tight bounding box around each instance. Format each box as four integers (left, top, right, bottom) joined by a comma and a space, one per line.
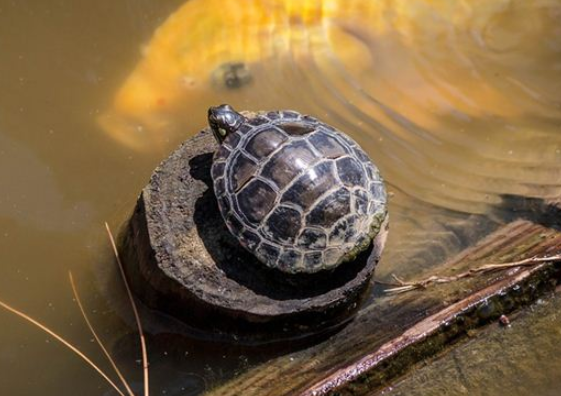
211, 110, 387, 274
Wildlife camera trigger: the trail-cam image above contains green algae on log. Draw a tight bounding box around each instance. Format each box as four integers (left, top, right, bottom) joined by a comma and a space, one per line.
382, 289, 561, 396
119, 118, 388, 343
207, 218, 561, 396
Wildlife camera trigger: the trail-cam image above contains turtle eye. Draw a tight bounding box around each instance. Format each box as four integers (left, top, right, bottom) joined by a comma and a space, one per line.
219, 128, 227, 137
211, 62, 252, 90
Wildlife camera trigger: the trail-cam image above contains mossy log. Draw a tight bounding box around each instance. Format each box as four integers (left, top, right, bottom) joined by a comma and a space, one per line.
120, 123, 388, 343
206, 215, 561, 395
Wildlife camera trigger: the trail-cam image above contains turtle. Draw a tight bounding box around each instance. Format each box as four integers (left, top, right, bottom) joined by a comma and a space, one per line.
208, 104, 387, 274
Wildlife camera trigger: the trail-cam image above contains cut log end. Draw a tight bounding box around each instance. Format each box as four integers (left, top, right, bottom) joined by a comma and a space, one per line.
119, 124, 387, 343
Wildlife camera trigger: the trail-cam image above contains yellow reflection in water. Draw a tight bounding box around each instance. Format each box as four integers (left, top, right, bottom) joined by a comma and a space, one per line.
100, 0, 561, 214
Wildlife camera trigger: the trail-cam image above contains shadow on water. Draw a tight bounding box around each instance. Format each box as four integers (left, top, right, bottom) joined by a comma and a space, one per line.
189, 152, 371, 301
496, 194, 561, 231
100, 307, 348, 396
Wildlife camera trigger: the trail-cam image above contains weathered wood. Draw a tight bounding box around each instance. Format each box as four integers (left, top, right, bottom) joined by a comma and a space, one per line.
304, 262, 558, 395
207, 219, 561, 395
381, 287, 561, 396
120, 125, 387, 343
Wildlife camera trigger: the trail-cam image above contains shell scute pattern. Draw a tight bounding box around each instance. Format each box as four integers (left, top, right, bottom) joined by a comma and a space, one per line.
354, 189, 370, 216
280, 122, 316, 136
246, 115, 270, 126
280, 161, 335, 211
297, 228, 327, 250
245, 127, 287, 159
212, 110, 387, 273
309, 130, 349, 158
237, 123, 253, 135
230, 153, 258, 192
236, 179, 276, 224
263, 205, 302, 244
261, 140, 318, 189
211, 162, 225, 183
336, 157, 367, 188
266, 111, 281, 120
225, 130, 241, 149
215, 145, 231, 161
225, 213, 243, 235
240, 229, 260, 250
213, 177, 226, 198
257, 243, 281, 266
305, 187, 351, 228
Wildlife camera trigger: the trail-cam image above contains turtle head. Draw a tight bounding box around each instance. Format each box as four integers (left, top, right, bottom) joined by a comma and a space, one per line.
208, 104, 246, 143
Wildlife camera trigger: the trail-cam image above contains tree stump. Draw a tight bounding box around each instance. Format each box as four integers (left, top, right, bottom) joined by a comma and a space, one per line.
120, 122, 388, 343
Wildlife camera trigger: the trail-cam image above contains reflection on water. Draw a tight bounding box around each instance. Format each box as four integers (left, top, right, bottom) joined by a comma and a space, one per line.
0, 0, 560, 395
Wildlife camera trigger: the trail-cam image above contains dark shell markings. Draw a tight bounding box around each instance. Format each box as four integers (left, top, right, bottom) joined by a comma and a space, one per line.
211, 109, 387, 274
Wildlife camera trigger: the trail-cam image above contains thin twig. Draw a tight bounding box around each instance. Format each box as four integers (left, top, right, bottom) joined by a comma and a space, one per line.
69, 271, 135, 396
378, 254, 561, 294
105, 222, 149, 396
0, 299, 126, 396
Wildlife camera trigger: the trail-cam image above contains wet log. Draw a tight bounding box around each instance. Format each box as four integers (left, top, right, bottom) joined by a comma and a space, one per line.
381, 284, 561, 396
207, 217, 561, 395
119, 121, 388, 343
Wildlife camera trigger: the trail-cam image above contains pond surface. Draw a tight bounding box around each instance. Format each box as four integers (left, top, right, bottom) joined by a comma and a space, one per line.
0, 0, 560, 395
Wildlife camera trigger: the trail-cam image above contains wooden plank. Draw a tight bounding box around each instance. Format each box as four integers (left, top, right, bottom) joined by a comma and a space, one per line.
379, 286, 561, 396
207, 218, 561, 396
304, 262, 558, 395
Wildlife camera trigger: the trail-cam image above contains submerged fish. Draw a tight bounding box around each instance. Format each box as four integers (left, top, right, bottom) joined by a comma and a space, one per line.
100, 0, 561, 213
100, 0, 561, 151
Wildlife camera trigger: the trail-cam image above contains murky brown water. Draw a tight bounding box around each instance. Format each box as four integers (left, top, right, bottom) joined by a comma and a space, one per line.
1, 0, 560, 395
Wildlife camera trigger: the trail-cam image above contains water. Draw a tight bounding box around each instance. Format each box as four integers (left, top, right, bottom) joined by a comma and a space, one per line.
0, 0, 560, 395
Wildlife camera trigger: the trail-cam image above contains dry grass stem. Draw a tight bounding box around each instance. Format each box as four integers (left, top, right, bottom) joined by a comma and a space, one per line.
69, 271, 136, 396
105, 222, 149, 396
0, 299, 126, 396
379, 254, 561, 294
